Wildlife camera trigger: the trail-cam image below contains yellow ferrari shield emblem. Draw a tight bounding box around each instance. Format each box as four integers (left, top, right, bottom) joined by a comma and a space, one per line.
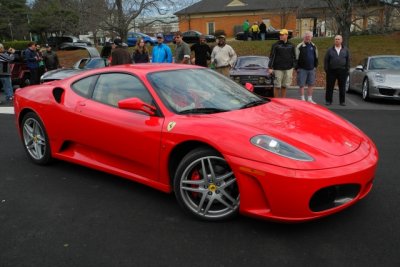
167, 121, 176, 132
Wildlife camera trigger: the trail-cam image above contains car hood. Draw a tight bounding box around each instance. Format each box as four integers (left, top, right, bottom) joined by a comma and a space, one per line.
212, 99, 362, 157
41, 68, 84, 81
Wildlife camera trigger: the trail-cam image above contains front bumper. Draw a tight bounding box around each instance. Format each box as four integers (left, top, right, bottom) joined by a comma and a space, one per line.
371, 85, 400, 100
225, 144, 378, 222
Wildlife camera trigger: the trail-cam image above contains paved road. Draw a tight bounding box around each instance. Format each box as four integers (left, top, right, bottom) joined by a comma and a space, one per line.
1, 90, 400, 266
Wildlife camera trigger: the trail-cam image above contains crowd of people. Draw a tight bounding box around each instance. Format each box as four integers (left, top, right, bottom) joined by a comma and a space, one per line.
1, 28, 351, 106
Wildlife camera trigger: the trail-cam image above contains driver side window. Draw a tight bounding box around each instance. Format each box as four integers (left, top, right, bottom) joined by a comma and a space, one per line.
92, 73, 153, 107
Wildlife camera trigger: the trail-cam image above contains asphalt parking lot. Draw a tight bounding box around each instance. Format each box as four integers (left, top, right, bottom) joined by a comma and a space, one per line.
1, 89, 400, 267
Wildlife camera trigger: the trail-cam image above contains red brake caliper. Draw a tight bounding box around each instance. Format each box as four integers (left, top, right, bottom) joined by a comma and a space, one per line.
191, 169, 200, 198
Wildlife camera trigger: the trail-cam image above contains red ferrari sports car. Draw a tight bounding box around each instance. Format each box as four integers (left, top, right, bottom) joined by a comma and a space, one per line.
14, 64, 378, 222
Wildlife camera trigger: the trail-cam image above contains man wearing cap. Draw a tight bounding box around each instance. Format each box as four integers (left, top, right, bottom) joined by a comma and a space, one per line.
151, 33, 173, 63
211, 35, 237, 77
268, 29, 296, 98
111, 38, 131, 66
42, 45, 60, 71
174, 31, 191, 64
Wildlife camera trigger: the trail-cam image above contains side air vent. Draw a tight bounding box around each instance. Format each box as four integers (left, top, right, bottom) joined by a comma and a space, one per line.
53, 87, 65, 103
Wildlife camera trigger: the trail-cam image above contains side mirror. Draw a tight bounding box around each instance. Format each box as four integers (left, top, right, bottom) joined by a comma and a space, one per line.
355, 65, 364, 71
118, 97, 156, 116
245, 82, 254, 92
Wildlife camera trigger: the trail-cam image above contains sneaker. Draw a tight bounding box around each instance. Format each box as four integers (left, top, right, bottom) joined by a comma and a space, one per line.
307, 97, 316, 104
6, 96, 13, 102
300, 95, 306, 101
325, 101, 332, 106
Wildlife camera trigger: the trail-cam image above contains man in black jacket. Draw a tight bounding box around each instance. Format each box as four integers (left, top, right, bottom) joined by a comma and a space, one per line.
111, 38, 131, 66
295, 31, 318, 104
42, 45, 60, 71
268, 29, 296, 97
324, 35, 350, 106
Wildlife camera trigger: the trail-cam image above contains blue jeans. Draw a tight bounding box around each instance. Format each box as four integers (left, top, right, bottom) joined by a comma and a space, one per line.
0, 75, 13, 100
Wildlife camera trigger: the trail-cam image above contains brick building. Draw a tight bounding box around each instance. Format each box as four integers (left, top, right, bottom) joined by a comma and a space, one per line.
175, 0, 399, 38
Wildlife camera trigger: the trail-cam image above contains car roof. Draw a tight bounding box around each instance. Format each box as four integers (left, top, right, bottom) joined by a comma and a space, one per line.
369, 55, 400, 59
59, 45, 100, 58
63, 63, 203, 82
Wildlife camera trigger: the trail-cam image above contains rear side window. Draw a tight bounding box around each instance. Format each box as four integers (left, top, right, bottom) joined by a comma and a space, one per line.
71, 75, 98, 98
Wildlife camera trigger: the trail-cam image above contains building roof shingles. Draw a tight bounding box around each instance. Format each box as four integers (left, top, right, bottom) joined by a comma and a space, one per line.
175, 0, 328, 15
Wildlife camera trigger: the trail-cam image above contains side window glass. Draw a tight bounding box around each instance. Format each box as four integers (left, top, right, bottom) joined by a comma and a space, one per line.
71, 75, 98, 98
92, 73, 153, 108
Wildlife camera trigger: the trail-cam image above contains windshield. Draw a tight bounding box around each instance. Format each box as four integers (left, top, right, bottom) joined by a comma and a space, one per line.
148, 68, 265, 114
236, 57, 269, 69
369, 57, 400, 70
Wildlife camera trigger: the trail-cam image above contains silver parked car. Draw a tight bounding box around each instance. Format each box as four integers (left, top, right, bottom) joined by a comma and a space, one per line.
346, 55, 400, 101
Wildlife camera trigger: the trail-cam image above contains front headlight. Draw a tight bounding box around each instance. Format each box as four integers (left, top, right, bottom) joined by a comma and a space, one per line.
374, 73, 385, 83
251, 135, 314, 161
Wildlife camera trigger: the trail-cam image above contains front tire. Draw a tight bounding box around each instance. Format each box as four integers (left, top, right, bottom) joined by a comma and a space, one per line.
362, 78, 370, 101
21, 112, 52, 165
174, 147, 239, 221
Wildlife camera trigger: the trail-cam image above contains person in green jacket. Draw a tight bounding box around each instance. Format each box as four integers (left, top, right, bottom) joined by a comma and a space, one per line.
243, 19, 250, 41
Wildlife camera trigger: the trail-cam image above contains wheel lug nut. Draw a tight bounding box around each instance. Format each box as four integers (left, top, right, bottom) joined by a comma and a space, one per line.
208, 191, 212, 195
216, 190, 220, 194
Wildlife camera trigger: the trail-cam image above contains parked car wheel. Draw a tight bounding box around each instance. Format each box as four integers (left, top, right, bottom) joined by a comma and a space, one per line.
345, 76, 350, 92
362, 78, 370, 101
21, 112, 52, 165
174, 147, 239, 221
21, 74, 30, 88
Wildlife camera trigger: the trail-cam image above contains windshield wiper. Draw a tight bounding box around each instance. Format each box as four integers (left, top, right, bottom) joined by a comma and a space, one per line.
240, 100, 266, 109
178, 108, 228, 114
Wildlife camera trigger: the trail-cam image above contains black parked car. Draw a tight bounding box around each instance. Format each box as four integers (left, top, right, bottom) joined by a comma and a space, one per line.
47, 36, 92, 50
230, 56, 274, 97
182, 30, 216, 43
236, 26, 293, 40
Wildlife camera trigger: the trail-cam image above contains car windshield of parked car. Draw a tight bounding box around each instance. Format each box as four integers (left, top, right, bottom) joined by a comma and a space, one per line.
236, 57, 269, 69
370, 57, 400, 70
148, 68, 266, 114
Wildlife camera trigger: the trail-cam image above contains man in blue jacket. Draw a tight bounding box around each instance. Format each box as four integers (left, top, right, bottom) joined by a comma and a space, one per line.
25, 42, 39, 85
151, 33, 172, 63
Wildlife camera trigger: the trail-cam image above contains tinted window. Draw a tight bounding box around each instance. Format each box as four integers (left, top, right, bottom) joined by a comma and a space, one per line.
92, 73, 153, 107
71, 75, 98, 97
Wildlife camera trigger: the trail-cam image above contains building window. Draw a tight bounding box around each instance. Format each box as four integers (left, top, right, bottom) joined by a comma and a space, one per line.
207, 22, 215, 35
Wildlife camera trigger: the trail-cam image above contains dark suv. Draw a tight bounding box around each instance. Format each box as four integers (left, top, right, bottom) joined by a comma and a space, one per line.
10, 50, 30, 88
47, 36, 92, 50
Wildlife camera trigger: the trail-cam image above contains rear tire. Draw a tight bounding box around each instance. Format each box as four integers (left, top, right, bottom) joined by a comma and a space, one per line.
174, 147, 239, 221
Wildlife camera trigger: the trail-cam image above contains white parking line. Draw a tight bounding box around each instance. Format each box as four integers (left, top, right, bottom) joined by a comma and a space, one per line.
0, 107, 15, 114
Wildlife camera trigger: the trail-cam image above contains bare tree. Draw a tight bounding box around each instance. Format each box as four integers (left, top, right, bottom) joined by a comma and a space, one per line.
76, 0, 107, 45
104, 0, 174, 41
324, 0, 356, 47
